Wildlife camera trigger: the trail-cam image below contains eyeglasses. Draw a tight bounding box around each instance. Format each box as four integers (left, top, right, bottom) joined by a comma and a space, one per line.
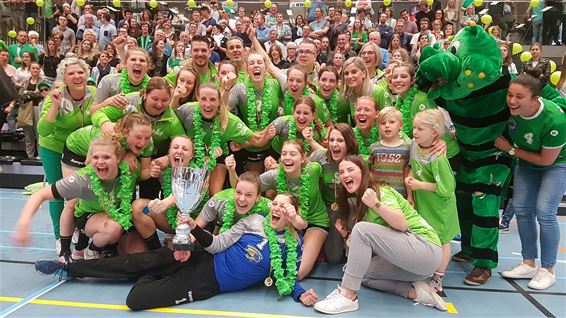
297, 50, 314, 55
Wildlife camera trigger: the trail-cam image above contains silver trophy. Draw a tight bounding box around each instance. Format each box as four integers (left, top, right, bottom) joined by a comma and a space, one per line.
171, 165, 210, 250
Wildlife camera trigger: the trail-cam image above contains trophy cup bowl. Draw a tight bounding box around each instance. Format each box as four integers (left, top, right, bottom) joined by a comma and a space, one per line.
171, 165, 210, 250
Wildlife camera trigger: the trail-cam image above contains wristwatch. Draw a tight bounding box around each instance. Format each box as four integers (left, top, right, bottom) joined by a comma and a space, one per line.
508, 147, 516, 156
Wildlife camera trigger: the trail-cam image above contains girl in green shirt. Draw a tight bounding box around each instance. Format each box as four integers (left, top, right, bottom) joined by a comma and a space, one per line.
353, 96, 381, 158
309, 123, 360, 264
259, 140, 328, 280
311, 66, 339, 127
313, 155, 446, 314
350, 19, 368, 52
131, 135, 196, 250
37, 57, 96, 243
340, 57, 393, 124
169, 67, 199, 109
14, 137, 139, 262
92, 76, 186, 199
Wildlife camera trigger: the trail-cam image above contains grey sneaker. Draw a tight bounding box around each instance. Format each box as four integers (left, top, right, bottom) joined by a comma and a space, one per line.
413, 280, 447, 311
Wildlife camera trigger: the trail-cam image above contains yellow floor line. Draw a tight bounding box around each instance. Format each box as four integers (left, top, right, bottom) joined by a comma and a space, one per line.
446, 302, 458, 314
0, 297, 312, 318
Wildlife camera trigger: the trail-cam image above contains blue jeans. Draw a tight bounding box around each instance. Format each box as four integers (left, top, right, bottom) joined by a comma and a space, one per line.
513, 163, 566, 268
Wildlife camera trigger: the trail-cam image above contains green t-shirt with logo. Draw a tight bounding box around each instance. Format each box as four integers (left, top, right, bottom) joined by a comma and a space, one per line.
508, 98, 566, 167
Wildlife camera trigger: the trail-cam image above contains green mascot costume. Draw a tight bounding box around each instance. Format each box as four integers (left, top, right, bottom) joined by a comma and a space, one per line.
417, 21, 511, 285
417, 18, 565, 284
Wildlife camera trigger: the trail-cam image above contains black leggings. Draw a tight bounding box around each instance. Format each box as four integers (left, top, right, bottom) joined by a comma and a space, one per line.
68, 247, 219, 311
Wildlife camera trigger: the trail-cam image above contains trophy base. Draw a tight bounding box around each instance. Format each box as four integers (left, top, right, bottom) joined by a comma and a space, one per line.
173, 243, 194, 251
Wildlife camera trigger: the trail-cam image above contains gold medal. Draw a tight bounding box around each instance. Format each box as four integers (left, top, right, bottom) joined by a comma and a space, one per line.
331, 202, 339, 211
264, 277, 273, 287
346, 236, 352, 247
213, 147, 223, 158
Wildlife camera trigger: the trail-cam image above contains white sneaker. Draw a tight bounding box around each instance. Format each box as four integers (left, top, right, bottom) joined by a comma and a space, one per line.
71, 249, 85, 260
501, 263, 539, 279
413, 280, 447, 311
528, 268, 556, 290
83, 246, 101, 260
71, 228, 80, 244
314, 286, 359, 315
55, 239, 61, 256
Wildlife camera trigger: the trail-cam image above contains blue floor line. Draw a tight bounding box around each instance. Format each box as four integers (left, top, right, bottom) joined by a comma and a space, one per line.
0, 280, 63, 318
0, 230, 53, 236
0, 245, 54, 252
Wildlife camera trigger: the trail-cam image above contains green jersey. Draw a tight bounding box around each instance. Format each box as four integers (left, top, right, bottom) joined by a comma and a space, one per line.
368, 185, 441, 246
260, 162, 329, 227
310, 93, 333, 125
38, 86, 96, 153
65, 125, 154, 158
91, 93, 185, 157
270, 115, 326, 153
409, 141, 460, 243
346, 84, 394, 121
508, 98, 566, 166
309, 149, 339, 205
174, 102, 254, 156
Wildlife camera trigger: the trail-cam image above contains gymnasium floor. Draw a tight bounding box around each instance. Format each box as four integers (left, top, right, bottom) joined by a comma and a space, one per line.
0, 188, 564, 318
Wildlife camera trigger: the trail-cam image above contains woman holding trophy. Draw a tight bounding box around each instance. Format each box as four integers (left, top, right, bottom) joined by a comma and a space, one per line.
13, 138, 139, 260
34, 193, 319, 311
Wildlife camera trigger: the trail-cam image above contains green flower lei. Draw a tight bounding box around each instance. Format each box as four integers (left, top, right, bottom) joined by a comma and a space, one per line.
86, 161, 134, 230
325, 90, 339, 123
263, 216, 298, 296
219, 198, 269, 233
192, 106, 222, 171
354, 125, 379, 156
397, 86, 419, 138
162, 167, 178, 229
119, 70, 150, 94
283, 88, 310, 116
276, 165, 309, 218
288, 119, 314, 154
245, 79, 273, 131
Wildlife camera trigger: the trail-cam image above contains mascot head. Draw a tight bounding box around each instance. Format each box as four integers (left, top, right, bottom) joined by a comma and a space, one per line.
416, 22, 502, 100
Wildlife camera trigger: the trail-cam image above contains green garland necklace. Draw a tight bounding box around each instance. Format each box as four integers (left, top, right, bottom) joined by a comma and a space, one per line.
162, 166, 177, 229
276, 164, 309, 218
288, 119, 314, 153
192, 106, 222, 171
397, 85, 419, 138
263, 216, 298, 296
86, 161, 134, 230
324, 90, 339, 123
219, 198, 269, 233
119, 70, 150, 94
354, 125, 379, 156
246, 79, 273, 131
283, 88, 310, 116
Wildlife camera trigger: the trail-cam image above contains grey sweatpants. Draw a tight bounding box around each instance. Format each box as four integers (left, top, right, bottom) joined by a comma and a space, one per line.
342, 222, 442, 298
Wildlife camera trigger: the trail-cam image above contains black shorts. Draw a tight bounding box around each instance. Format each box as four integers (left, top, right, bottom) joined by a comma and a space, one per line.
61, 145, 86, 168
74, 213, 94, 230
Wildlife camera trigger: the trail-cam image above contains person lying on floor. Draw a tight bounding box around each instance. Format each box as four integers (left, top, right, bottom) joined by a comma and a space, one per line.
34, 193, 318, 311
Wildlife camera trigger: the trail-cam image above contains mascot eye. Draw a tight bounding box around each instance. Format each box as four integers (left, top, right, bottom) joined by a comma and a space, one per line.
450, 40, 461, 55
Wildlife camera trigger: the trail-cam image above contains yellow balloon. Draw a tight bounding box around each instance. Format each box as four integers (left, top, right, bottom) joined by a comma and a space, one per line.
304, 0, 312, 8
149, 0, 158, 8
550, 71, 561, 86
264, 0, 272, 8
35, 0, 44, 7
384, 0, 391, 6
549, 60, 557, 73
427, 0, 434, 6
520, 51, 532, 62
481, 14, 492, 25
187, 0, 196, 8
112, 0, 121, 8
226, 0, 234, 8
530, 0, 540, 8
473, 0, 483, 7
8, 30, 17, 38
26, 17, 35, 25
345, 0, 353, 8
76, 0, 85, 7
512, 43, 523, 55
